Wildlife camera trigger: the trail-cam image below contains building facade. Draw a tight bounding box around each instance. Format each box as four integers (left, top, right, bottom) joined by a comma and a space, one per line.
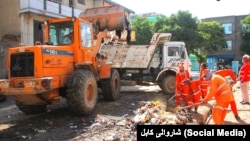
202, 15, 247, 72
0, 0, 134, 78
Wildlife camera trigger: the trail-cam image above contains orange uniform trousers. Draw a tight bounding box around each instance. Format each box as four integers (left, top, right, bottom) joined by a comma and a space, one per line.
176, 84, 192, 106
212, 102, 230, 124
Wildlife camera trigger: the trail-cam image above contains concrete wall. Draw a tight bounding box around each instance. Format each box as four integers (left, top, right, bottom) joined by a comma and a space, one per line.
0, 0, 21, 39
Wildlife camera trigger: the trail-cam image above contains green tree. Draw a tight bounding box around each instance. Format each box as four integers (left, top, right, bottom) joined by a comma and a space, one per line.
131, 11, 226, 64
240, 15, 250, 54
153, 11, 199, 53
131, 16, 153, 45
196, 21, 226, 63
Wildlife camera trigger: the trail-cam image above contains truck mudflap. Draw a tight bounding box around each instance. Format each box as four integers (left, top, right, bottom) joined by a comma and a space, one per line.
100, 33, 171, 68
0, 77, 53, 95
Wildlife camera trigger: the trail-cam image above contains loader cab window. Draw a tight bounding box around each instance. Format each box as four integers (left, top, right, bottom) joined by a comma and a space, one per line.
48, 21, 73, 45
80, 22, 92, 47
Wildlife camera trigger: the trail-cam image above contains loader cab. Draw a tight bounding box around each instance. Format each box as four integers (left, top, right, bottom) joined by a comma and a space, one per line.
163, 41, 191, 73
45, 17, 96, 64
45, 17, 93, 46
46, 20, 74, 45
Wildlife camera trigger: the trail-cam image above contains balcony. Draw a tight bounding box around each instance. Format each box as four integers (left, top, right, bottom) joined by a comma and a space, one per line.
19, 0, 82, 18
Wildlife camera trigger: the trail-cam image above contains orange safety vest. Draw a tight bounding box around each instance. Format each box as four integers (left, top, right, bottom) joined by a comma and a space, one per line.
203, 74, 234, 103
239, 62, 250, 82
189, 79, 202, 107
190, 79, 201, 95
200, 68, 210, 97
201, 78, 210, 98
199, 68, 210, 80
176, 70, 191, 96
203, 74, 235, 125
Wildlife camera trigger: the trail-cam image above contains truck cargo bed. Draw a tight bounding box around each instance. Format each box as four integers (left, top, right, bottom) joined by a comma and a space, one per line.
100, 33, 171, 69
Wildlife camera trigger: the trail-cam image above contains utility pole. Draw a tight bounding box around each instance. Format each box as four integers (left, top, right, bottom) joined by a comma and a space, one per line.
69, 0, 74, 17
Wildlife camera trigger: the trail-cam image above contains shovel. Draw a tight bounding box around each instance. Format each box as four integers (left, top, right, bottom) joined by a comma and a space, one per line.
167, 87, 185, 105
175, 101, 203, 113
167, 94, 176, 103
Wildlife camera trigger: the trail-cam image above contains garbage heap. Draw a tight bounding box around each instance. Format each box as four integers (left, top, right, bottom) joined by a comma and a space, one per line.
132, 101, 193, 126
101, 100, 198, 141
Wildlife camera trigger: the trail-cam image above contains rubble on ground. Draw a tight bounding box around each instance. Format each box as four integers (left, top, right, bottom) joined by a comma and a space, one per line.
80, 100, 198, 141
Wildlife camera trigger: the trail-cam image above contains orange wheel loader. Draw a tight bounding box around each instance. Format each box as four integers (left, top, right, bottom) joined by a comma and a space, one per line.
0, 6, 131, 116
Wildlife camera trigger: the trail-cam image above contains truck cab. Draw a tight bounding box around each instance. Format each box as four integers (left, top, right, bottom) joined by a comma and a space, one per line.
150, 41, 192, 95
162, 41, 191, 72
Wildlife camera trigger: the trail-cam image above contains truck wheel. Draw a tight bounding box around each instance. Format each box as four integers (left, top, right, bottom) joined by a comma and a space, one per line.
0, 94, 7, 102
66, 70, 98, 116
101, 69, 120, 101
15, 101, 47, 114
160, 75, 176, 95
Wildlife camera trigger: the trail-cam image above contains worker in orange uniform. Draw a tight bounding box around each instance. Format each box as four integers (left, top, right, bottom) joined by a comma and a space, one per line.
188, 79, 202, 113
175, 63, 192, 110
202, 71, 235, 125
63, 30, 74, 44
214, 69, 241, 121
238, 54, 250, 105
199, 63, 210, 98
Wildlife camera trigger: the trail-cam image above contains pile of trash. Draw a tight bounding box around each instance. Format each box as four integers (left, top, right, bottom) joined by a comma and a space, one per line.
101, 101, 194, 141
132, 101, 193, 126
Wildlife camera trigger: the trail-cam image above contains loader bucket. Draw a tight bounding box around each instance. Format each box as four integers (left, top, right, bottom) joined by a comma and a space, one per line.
80, 5, 130, 32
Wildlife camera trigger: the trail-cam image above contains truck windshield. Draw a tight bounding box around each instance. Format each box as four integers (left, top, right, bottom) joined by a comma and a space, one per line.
180, 46, 186, 59
168, 47, 179, 57
48, 21, 73, 45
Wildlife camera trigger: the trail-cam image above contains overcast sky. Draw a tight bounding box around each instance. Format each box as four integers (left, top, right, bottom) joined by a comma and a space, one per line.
111, 0, 250, 19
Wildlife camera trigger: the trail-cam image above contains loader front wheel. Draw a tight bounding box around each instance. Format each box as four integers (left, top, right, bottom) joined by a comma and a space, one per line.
101, 69, 120, 101
160, 75, 176, 95
66, 70, 98, 116
15, 101, 47, 114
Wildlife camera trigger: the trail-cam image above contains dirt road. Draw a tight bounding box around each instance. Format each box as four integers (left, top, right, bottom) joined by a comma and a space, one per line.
0, 85, 208, 141
0, 86, 167, 141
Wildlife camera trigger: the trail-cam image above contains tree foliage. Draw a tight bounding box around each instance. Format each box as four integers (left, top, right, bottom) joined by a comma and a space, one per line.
240, 15, 250, 54
130, 16, 153, 45
197, 21, 226, 53
130, 11, 226, 63
153, 11, 199, 53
